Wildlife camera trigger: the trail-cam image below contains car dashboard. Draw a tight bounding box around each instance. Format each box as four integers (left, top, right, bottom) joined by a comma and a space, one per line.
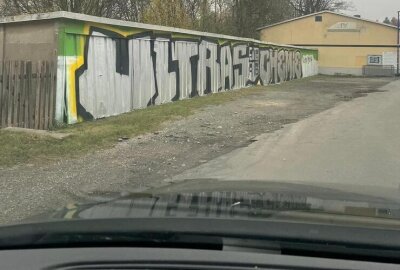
1, 247, 399, 270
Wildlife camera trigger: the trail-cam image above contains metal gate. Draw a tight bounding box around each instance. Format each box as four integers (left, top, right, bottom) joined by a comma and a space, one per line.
362, 65, 395, 77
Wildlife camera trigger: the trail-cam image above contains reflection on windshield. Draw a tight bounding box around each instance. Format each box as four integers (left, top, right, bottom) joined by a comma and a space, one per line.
54, 189, 398, 222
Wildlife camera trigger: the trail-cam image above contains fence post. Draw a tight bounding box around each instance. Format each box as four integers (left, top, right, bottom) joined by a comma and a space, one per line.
49, 61, 56, 129
7, 61, 14, 127
44, 61, 49, 129
34, 61, 41, 130
22, 62, 29, 128
1, 61, 9, 128
18, 61, 26, 127
39, 61, 46, 130
29, 62, 36, 129
12, 61, 20, 127
26, 61, 33, 129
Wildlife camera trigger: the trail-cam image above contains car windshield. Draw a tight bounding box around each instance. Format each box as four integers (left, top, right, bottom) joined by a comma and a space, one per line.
0, 0, 400, 244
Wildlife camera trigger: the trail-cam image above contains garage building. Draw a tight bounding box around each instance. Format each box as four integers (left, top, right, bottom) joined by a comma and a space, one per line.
258, 11, 399, 76
0, 12, 318, 129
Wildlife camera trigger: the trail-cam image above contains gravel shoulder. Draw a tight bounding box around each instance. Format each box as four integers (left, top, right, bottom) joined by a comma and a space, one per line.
0, 75, 394, 225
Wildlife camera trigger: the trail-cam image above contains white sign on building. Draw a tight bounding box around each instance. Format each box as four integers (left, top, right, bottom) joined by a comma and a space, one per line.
328, 22, 360, 32
382, 52, 396, 68
367, 55, 383, 65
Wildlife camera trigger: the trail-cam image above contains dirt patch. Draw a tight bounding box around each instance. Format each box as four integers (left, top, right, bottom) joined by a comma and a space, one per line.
3, 127, 73, 140
0, 75, 395, 225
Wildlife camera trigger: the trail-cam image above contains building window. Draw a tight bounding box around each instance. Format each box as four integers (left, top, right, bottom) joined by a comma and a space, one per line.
367, 55, 383, 65
315, 16, 323, 22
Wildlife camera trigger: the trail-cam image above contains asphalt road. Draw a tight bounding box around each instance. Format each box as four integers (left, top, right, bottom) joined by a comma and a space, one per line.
174, 79, 400, 189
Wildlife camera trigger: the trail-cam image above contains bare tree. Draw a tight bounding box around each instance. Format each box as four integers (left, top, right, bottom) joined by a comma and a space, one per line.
383, 17, 391, 25
1, 0, 350, 38
290, 0, 352, 16
391, 17, 399, 27
1, 0, 55, 15
223, 0, 293, 38
0, 0, 150, 19
112, 0, 150, 22
142, 0, 192, 28
183, 0, 202, 27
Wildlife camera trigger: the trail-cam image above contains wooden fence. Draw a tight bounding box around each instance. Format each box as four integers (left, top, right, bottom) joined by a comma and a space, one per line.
0, 60, 57, 130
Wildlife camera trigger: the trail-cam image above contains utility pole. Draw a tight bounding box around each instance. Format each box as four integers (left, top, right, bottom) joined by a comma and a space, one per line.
397, 11, 400, 76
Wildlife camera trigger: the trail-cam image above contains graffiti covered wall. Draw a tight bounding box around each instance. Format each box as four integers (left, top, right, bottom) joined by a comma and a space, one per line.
56, 21, 318, 124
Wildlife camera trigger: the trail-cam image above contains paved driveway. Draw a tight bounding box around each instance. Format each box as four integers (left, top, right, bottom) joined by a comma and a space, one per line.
174, 79, 400, 190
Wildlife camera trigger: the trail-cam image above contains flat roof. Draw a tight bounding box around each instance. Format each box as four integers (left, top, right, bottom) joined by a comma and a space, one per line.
257, 10, 398, 31
0, 11, 316, 50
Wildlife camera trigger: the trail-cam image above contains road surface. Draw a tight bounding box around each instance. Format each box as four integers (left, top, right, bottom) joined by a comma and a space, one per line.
173, 79, 400, 190
0, 76, 395, 225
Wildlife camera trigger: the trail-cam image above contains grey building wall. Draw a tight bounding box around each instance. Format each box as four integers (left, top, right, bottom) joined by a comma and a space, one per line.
319, 67, 363, 76
0, 20, 57, 62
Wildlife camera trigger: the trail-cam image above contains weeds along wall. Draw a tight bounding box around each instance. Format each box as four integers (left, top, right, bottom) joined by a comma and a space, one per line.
56, 20, 318, 124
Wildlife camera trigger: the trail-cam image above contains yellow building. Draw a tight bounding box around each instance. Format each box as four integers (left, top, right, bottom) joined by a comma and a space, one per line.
258, 11, 399, 76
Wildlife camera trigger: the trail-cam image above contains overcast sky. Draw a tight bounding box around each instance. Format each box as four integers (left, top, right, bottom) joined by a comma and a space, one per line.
343, 0, 400, 22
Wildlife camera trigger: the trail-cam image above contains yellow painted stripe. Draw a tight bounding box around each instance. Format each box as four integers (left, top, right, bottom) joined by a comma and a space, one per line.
67, 25, 88, 122
88, 22, 144, 37
67, 56, 84, 122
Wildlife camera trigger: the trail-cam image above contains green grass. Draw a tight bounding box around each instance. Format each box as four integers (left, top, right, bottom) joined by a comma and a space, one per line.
0, 86, 266, 168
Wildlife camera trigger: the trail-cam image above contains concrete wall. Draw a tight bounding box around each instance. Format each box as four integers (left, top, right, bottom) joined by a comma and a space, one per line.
0, 20, 58, 62
56, 17, 318, 124
259, 12, 397, 75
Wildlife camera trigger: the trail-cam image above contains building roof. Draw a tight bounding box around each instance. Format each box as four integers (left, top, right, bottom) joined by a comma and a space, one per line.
0, 11, 313, 50
257, 10, 398, 31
